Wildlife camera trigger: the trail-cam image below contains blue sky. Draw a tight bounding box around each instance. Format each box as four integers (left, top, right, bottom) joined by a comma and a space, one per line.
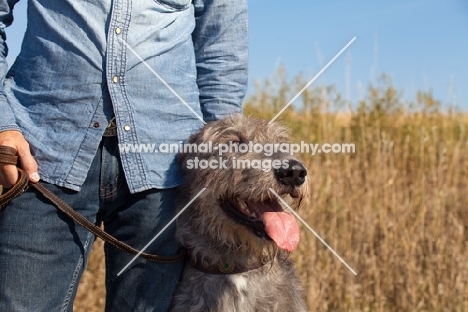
248, 0, 468, 110
5, 0, 468, 110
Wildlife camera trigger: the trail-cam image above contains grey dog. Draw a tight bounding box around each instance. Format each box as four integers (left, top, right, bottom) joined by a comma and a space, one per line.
170, 114, 308, 311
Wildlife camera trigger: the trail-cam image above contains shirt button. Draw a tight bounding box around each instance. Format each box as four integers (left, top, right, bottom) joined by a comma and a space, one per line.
93, 122, 100, 128
112, 76, 119, 83
115, 27, 122, 35
123, 125, 131, 131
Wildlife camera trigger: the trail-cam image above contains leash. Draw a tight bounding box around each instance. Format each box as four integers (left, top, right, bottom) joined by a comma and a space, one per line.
0, 145, 186, 263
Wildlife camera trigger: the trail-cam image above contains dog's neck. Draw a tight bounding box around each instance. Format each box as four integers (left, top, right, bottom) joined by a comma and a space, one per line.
187, 249, 274, 274
183, 239, 291, 275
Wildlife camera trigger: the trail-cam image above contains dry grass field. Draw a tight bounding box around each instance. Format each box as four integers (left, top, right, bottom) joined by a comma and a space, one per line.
75, 77, 468, 311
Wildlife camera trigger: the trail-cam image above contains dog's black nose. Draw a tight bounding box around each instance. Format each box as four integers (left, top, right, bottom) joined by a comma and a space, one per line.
274, 159, 307, 186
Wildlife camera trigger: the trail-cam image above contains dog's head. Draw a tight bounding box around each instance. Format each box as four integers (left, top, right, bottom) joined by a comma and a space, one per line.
177, 114, 308, 255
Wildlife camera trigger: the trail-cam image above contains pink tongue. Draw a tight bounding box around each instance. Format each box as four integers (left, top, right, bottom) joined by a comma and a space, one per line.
262, 212, 300, 251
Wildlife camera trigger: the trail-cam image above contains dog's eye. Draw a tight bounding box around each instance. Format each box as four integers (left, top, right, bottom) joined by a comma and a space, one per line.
231, 140, 241, 145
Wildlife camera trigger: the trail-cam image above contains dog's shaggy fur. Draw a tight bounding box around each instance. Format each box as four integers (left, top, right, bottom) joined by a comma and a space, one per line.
170, 115, 308, 312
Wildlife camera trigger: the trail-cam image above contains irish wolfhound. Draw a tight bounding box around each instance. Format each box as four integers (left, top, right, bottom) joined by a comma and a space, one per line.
170, 114, 308, 311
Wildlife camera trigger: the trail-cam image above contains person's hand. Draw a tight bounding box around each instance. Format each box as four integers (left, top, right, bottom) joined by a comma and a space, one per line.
0, 130, 39, 188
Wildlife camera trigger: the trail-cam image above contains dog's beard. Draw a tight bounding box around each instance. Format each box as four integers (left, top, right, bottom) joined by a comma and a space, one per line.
220, 197, 300, 252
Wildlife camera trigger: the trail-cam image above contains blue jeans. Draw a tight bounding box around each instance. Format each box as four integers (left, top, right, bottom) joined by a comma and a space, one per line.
0, 137, 184, 311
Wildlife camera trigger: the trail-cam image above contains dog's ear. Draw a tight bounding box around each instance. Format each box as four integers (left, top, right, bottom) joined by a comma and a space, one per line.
266, 120, 290, 142
177, 121, 216, 172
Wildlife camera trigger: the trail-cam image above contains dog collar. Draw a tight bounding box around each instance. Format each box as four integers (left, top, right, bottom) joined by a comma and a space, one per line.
188, 251, 272, 275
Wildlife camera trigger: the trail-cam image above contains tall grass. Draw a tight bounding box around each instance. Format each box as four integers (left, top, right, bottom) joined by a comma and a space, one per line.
75, 72, 468, 311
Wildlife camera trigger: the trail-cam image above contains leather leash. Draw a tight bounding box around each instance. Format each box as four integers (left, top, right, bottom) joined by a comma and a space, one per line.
0, 145, 186, 263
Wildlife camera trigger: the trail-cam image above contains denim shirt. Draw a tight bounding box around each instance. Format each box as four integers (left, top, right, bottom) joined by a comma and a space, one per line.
0, 0, 248, 192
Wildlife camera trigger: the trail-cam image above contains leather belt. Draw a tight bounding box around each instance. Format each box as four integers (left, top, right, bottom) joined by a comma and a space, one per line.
0, 146, 186, 263
103, 116, 117, 137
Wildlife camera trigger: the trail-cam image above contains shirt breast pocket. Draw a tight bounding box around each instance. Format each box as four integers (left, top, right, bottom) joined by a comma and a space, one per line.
153, 0, 191, 11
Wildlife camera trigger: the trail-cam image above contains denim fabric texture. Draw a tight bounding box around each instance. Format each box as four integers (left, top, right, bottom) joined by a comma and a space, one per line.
0, 0, 248, 193
0, 0, 248, 311
0, 137, 185, 311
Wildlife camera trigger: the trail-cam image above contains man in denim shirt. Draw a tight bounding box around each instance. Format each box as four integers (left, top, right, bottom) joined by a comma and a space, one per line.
0, 0, 248, 311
